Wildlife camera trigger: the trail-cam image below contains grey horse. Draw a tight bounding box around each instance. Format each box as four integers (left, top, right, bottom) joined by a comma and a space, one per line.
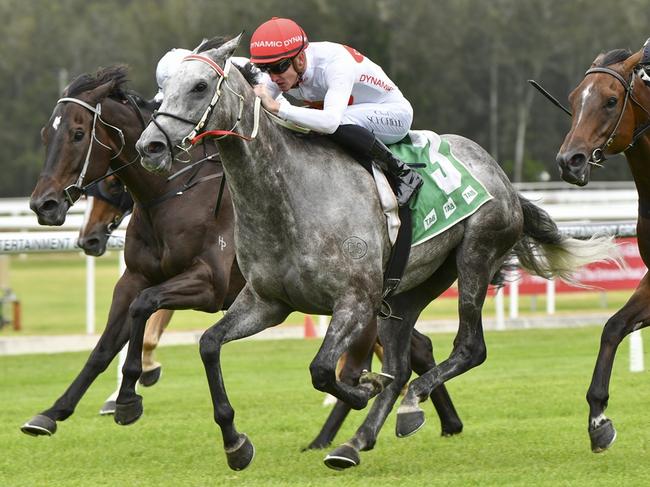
133, 35, 618, 471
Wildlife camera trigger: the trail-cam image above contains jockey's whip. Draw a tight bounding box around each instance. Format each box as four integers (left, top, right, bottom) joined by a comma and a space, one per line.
528, 79, 572, 117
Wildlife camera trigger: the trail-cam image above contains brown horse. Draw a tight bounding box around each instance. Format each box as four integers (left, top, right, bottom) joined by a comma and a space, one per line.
23, 65, 243, 436
556, 45, 650, 453
22, 65, 463, 445
78, 174, 133, 257
78, 177, 173, 413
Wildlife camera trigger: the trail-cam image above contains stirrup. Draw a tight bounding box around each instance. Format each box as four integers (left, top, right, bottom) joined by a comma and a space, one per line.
379, 278, 403, 320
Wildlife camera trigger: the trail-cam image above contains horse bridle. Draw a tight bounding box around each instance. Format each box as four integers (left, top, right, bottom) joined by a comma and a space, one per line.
85, 177, 134, 231
150, 54, 260, 167
584, 66, 650, 164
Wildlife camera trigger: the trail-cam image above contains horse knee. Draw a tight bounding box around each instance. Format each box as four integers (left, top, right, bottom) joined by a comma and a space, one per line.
309, 361, 336, 392
452, 340, 486, 369
601, 316, 627, 347
199, 328, 225, 365
128, 292, 158, 322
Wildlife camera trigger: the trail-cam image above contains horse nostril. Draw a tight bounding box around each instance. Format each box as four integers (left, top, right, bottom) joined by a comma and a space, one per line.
40, 199, 60, 213
568, 152, 587, 168
146, 141, 167, 155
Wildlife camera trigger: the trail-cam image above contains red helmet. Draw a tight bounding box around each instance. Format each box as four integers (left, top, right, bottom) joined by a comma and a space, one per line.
249, 17, 308, 64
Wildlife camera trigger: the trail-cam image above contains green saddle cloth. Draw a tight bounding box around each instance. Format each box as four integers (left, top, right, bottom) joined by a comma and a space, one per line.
388, 131, 493, 247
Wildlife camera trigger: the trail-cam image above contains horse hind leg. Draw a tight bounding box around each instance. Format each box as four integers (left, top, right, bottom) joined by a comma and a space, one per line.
586, 278, 650, 453
396, 244, 501, 438
140, 309, 174, 387
409, 329, 463, 436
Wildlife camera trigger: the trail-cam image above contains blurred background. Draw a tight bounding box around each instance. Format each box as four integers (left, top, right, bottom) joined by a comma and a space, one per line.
3, 0, 650, 197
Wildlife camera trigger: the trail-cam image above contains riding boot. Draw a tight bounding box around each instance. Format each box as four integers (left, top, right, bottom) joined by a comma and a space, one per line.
368, 139, 423, 207
329, 124, 423, 207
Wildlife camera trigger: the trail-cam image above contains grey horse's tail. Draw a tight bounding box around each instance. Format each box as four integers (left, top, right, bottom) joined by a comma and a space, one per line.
495, 196, 623, 287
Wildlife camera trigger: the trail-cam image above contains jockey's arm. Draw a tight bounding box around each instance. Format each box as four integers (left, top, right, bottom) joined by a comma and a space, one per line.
256, 62, 355, 134
278, 68, 354, 134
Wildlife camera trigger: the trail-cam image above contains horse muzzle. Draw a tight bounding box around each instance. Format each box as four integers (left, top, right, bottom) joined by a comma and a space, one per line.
556, 150, 590, 187
29, 187, 70, 226
136, 136, 172, 174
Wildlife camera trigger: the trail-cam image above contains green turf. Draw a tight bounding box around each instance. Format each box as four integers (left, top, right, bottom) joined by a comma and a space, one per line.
0, 253, 636, 336
2, 327, 650, 486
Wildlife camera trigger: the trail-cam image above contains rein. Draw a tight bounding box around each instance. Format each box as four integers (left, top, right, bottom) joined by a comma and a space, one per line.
583, 66, 650, 164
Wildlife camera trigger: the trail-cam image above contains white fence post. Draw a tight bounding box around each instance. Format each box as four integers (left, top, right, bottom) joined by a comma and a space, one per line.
546, 278, 556, 315
85, 255, 95, 335
629, 330, 644, 372
495, 287, 505, 330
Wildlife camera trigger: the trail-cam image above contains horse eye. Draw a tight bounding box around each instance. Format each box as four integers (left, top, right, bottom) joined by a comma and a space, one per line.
73, 130, 85, 141
192, 81, 208, 93
606, 97, 617, 108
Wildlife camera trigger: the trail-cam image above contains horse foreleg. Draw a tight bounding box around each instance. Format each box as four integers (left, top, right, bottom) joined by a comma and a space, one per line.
114, 263, 225, 426
586, 275, 650, 453
309, 295, 383, 411
140, 309, 174, 387
199, 285, 290, 471
21, 276, 141, 436
323, 261, 459, 470
304, 319, 377, 450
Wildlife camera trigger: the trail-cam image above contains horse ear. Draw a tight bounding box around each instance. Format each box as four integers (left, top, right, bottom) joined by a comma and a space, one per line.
622, 49, 644, 73
591, 53, 605, 67
87, 80, 116, 104
212, 33, 243, 60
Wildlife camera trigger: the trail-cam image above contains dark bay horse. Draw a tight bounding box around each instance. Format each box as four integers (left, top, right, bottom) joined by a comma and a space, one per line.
556, 46, 650, 453
78, 176, 173, 412
136, 35, 619, 470
22, 65, 463, 448
23, 65, 245, 436
78, 174, 133, 257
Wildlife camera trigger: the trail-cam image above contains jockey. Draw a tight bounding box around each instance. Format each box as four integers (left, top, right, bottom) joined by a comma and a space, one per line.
250, 17, 422, 206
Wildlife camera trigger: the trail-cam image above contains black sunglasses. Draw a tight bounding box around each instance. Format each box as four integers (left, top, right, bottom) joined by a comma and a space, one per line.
256, 58, 293, 75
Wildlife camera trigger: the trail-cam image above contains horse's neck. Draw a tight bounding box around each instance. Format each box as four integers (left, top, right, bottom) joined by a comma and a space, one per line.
627, 137, 650, 200
103, 99, 170, 205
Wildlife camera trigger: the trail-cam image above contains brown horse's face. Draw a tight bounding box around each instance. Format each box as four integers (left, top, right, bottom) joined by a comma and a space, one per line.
78, 175, 132, 256
30, 82, 115, 225
556, 57, 640, 186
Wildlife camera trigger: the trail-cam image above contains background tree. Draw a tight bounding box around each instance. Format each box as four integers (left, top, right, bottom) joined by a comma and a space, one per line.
2, 0, 650, 196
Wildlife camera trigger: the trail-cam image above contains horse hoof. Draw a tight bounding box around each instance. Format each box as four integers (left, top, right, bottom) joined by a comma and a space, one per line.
441, 419, 463, 436
139, 366, 162, 387
21, 415, 57, 436
99, 400, 116, 416
590, 418, 617, 453
114, 396, 143, 426
225, 433, 255, 471
324, 444, 360, 470
396, 407, 426, 438
359, 370, 394, 397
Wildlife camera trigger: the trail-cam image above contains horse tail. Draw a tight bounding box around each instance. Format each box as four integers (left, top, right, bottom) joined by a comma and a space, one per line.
508, 195, 623, 286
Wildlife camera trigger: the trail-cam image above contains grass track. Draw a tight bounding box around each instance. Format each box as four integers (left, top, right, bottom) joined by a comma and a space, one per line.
2, 327, 650, 486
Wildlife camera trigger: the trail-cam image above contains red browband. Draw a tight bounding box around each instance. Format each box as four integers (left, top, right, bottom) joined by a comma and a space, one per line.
183, 54, 226, 77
